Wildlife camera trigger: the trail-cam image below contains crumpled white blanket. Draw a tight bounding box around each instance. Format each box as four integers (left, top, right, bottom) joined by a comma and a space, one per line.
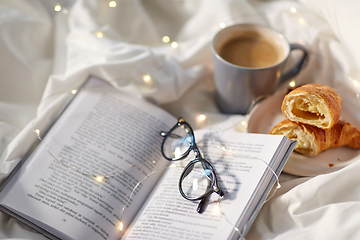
1, 0, 360, 239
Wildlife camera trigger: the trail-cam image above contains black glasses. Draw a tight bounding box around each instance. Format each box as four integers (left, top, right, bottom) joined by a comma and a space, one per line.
160, 118, 224, 213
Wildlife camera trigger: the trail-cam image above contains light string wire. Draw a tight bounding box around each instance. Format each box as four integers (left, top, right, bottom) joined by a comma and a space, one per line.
215, 147, 281, 240
30, 81, 282, 238
193, 118, 283, 240
215, 196, 245, 240
196, 120, 282, 193
30, 75, 190, 218
117, 164, 179, 232
30, 75, 175, 178
54, 1, 360, 99
35, 122, 178, 233
28, 2, 310, 237
54, 1, 311, 51
30, 81, 181, 233
24, 2, 360, 238
54, 0, 360, 91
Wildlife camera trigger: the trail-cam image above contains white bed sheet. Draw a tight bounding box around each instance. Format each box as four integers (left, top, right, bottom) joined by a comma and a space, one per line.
1, 0, 360, 239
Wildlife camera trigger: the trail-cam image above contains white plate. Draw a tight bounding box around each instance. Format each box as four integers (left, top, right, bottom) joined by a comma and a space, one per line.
246, 89, 360, 177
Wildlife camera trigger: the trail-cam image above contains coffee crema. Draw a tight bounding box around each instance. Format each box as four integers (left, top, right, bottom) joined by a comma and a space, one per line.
219, 31, 284, 68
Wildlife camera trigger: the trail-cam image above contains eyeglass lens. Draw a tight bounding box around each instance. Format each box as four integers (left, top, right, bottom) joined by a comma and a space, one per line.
162, 124, 192, 160
180, 161, 214, 199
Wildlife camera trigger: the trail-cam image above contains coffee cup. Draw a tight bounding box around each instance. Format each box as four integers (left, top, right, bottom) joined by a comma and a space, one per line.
212, 24, 308, 114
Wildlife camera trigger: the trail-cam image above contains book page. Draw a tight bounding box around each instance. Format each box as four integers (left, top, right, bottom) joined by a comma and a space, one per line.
123, 130, 289, 240
0, 77, 176, 240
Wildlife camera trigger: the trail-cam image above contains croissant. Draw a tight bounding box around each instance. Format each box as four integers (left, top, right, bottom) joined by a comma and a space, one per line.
281, 84, 342, 130
270, 119, 360, 156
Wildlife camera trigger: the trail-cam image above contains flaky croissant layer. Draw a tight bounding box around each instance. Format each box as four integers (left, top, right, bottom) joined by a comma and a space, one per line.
281, 84, 342, 130
270, 119, 360, 156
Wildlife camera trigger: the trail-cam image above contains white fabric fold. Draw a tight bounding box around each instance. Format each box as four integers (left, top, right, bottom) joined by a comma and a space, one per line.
1, 0, 360, 239
248, 160, 360, 239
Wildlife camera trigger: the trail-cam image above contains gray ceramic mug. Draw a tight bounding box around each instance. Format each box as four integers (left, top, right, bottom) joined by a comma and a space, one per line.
212, 24, 308, 115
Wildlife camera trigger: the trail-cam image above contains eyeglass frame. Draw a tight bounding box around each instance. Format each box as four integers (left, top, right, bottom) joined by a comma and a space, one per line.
160, 118, 225, 213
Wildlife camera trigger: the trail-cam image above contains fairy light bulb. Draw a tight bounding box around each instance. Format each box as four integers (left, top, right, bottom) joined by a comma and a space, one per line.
198, 114, 206, 121
162, 36, 170, 43
213, 205, 220, 214
35, 129, 40, 137
71, 89, 77, 94
171, 41, 178, 48
54, 4, 61, 12
290, 7, 297, 13
109, 1, 116, 7
119, 221, 124, 231
96, 176, 105, 182
143, 74, 152, 83
289, 80, 296, 88
298, 17, 306, 25
96, 31, 104, 38
241, 121, 247, 127
353, 79, 359, 87
219, 22, 226, 28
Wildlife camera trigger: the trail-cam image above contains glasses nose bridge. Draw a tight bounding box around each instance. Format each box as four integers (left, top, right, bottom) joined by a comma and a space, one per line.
192, 143, 202, 159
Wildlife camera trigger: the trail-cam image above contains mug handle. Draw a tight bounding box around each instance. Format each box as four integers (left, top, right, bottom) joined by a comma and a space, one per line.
279, 43, 308, 83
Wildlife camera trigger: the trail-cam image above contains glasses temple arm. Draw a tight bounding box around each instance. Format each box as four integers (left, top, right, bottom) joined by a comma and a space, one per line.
197, 195, 209, 213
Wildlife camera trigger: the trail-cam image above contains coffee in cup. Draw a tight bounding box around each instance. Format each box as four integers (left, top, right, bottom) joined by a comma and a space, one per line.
218, 31, 284, 68
212, 24, 308, 115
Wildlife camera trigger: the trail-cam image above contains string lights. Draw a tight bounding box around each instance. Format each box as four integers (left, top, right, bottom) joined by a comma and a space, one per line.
349, 76, 360, 88
118, 221, 123, 231
96, 175, 105, 182
142, 74, 152, 83
289, 80, 296, 88
171, 41, 178, 48
40, 2, 306, 237
288, 6, 307, 26
109, 1, 116, 7
53, 2, 182, 48
96, 31, 104, 38
51, 2, 312, 54
198, 114, 207, 121
54, 4, 61, 12
298, 17, 306, 25
162, 36, 170, 43
31, 85, 282, 238
40, 3, 360, 239
218, 146, 282, 195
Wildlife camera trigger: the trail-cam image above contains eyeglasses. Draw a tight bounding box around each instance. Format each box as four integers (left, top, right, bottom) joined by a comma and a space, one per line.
160, 118, 224, 213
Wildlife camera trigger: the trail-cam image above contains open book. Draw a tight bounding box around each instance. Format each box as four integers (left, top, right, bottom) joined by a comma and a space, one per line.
0, 76, 296, 240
